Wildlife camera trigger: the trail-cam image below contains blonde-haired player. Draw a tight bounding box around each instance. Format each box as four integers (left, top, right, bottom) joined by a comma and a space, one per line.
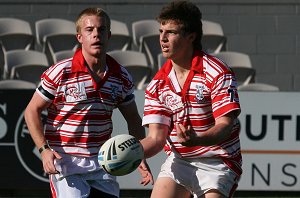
25, 7, 153, 198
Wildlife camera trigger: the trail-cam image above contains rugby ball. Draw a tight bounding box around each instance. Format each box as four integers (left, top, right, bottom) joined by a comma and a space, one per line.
98, 134, 144, 176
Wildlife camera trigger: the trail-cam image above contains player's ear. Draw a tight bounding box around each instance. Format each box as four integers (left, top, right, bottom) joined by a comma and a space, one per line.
76, 33, 83, 44
187, 32, 196, 43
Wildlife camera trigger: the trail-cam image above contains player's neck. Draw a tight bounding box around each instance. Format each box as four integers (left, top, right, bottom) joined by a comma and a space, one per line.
171, 49, 193, 70
85, 56, 107, 83
86, 55, 106, 73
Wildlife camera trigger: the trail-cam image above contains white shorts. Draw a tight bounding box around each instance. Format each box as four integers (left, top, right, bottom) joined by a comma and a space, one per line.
157, 154, 240, 198
50, 168, 119, 198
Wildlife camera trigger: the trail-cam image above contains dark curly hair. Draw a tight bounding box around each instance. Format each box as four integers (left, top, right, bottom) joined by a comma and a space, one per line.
156, 0, 203, 50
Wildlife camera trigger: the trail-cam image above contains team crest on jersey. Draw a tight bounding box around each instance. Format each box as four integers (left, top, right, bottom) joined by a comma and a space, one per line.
164, 92, 183, 111
64, 82, 87, 102
195, 84, 207, 104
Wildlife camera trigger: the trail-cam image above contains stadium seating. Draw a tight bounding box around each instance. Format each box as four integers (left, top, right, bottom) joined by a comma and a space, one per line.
212, 51, 256, 86
238, 83, 280, 91
0, 79, 37, 89
35, 18, 79, 65
202, 20, 227, 54
0, 18, 34, 51
131, 19, 160, 75
131, 19, 160, 50
108, 19, 132, 51
108, 50, 151, 90
140, 34, 160, 74
53, 50, 74, 63
0, 17, 277, 93
10, 65, 48, 86
0, 18, 35, 80
4, 49, 49, 84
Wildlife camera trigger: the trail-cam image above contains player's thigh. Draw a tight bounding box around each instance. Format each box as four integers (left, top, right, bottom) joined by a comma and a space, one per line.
200, 189, 227, 198
150, 177, 191, 198
87, 171, 119, 197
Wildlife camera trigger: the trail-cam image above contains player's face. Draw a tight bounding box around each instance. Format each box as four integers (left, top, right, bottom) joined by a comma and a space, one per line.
76, 15, 111, 58
159, 20, 195, 61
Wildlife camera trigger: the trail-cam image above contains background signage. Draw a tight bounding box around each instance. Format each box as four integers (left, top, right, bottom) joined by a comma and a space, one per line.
0, 90, 299, 191
0, 90, 48, 189
238, 92, 300, 191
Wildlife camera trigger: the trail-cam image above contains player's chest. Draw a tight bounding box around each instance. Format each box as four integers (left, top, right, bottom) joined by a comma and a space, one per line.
161, 78, 212, 112
56, 74, 123, 104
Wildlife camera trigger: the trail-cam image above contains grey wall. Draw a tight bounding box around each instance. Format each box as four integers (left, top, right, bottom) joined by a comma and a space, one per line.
1, 0, 299, 91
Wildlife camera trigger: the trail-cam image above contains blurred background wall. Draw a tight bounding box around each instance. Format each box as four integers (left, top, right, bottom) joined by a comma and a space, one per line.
0, 0, 299, 91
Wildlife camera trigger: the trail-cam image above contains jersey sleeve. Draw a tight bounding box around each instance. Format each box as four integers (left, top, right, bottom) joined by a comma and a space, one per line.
142, 80, 172, 127
118, 66, 136, 106
211, 71, 241, 119
36, 64, 62, 102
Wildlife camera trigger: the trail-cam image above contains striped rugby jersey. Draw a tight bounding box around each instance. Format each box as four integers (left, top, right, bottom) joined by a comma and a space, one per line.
37, 48, 135, 157
142, 50, 242, 175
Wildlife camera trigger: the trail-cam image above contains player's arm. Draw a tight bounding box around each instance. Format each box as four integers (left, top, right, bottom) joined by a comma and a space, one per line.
25, 92, 50, 150
24, 92, 61, 174
118, 98, 168, 158
176, 111, 237, 146
141, 123, 169, 159
118, 99, 145, 140
118, 99, 154, 185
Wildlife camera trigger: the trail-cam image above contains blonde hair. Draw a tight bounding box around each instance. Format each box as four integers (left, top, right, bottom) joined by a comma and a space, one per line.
75, 7, 111, 33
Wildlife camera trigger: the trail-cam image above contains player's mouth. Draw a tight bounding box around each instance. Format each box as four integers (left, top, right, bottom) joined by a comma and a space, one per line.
92, 41, 102, 48
161, 44, 169, 52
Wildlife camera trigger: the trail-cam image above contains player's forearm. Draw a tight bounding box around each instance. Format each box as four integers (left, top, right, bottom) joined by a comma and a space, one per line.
24, 106, 47, 149
140, 123, 169, 158
196, 122, 233, 146
185, 113, 235, 146
140, 136, 164, 158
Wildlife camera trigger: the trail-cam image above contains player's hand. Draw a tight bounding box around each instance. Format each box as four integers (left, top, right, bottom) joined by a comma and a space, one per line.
138, 159, 154, 186
41, 149, 62, 175
176, 123, 197, 147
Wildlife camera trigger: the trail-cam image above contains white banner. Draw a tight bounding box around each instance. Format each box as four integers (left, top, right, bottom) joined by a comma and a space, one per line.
238, 92, 300, 191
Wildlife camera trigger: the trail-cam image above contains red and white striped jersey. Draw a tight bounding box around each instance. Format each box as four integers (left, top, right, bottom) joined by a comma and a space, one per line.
37, 48, 135, 157
142, 51, 242, 175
